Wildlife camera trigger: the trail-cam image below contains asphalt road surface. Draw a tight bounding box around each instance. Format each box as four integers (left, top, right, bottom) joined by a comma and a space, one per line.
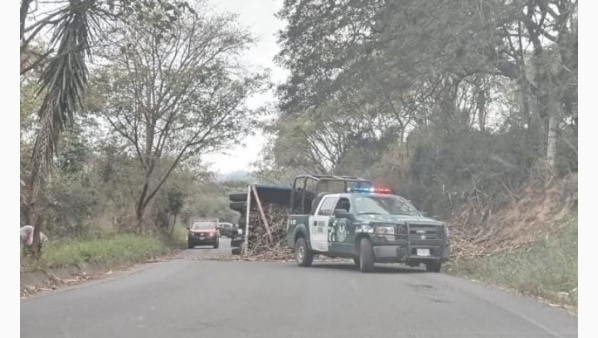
21, 238, 578, 338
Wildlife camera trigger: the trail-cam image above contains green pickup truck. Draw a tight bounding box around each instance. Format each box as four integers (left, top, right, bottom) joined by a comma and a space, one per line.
286, 175, 450, 273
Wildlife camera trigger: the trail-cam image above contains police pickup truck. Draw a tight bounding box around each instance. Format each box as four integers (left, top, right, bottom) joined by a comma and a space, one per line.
286, 183, 450, 273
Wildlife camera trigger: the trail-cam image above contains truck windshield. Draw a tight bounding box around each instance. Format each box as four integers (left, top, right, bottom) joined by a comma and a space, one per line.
191, 221, 217, 229
353, 195, 421, 216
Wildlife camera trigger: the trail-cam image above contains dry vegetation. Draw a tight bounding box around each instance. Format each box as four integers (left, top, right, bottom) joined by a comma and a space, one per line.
447, 174, 578, 311
447, 215, 578, 313
449, 173, 578, 260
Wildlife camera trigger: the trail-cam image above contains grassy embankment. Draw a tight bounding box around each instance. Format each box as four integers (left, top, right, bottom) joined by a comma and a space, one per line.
21, 225, 188, 273
447, 216, 578, 313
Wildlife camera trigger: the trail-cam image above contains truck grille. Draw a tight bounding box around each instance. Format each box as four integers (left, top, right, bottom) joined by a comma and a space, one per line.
408, 225, 440, 240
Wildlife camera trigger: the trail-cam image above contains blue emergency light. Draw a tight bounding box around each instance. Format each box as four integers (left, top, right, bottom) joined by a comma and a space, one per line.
347, 186, 392, 194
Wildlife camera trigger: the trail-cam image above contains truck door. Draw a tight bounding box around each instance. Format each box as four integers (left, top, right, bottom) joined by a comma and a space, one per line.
309, 196, 339, 252
329, 197, 353, 254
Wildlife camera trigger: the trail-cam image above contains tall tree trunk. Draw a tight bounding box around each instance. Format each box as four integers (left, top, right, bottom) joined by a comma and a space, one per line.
135, 173, 152, 234
546, 115, 558, 170
25, 112, 54, 258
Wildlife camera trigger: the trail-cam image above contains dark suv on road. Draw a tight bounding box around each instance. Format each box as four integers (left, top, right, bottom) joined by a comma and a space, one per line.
187, 219, 220, 249
218, 222, 234, 237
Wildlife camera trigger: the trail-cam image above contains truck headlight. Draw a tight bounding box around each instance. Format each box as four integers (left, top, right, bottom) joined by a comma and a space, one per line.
374, 226, 395, 241
374, 226, 394, 235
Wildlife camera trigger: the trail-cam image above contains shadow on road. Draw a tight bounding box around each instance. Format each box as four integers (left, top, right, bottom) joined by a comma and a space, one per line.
310, 263, 426, 274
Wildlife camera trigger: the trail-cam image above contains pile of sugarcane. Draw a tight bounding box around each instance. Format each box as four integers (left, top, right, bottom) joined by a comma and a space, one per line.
229, 187, 316, 259
240, 204, 292, 259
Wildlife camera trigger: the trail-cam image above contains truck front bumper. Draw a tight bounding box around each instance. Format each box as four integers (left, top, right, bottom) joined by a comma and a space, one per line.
188, 237, 219, 246
372, 240, 450, 264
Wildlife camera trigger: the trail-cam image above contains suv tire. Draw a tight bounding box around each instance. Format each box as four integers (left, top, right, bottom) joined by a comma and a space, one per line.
295, 237, 313, 267
359, 238, 375, 272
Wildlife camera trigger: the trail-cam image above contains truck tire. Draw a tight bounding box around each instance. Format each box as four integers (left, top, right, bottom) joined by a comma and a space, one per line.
213, 241, 219, 249
359, 238, 375, 272
229, 202, 246, 212
231, 247, 241, 255
188, 242, 194, 249
295, 237, 313, 267
425, 261, 442, 273
353, 258, 360, 268
229, 193, 247, 202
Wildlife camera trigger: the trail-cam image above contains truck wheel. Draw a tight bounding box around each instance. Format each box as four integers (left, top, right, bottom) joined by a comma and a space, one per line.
229, 193, 247, 202
359, 238, 375, 272
213, 242, 219, 249
188, 242, 194, 249
229, 202, 247, 212
353, 258, 360, 268
425, 261, 442, 273
295, 237, 313, 267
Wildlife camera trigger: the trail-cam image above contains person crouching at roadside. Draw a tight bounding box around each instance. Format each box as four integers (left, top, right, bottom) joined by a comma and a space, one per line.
20, 225, 48, 256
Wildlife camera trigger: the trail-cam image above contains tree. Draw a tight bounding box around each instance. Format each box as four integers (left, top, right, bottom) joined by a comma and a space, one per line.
91, 6, 267, 231
165, 189, 185, 237
262, 0, 577, 218
275, 0, 577, 172
21, 0, 193, 257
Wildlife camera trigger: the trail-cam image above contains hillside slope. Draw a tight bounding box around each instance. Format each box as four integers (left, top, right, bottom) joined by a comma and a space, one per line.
447, 174, 578, 312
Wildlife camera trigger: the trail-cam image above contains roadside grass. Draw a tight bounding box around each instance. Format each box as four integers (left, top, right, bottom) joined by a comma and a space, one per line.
20, 233, 175, 273
446, 216, 578, 313
167, 224, 189, 248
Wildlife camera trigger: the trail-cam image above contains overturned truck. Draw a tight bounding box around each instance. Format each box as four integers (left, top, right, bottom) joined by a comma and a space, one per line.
228, 184, 314, 256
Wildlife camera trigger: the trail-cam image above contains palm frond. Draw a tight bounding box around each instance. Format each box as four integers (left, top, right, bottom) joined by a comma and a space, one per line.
32, 0, 99, 168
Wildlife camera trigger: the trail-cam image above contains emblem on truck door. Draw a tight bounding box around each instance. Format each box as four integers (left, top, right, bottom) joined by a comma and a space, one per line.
336, 220, 347, 242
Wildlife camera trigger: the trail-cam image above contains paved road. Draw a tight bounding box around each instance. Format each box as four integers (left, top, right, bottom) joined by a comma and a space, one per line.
184, 234, 233, 258
21, 238, 577, 338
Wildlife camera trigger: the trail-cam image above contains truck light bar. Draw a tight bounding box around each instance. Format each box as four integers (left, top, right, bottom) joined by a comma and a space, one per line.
347, 187, 391, 194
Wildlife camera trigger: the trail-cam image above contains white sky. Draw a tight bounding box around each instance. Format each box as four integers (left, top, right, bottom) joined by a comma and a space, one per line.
203, 0, 288, 174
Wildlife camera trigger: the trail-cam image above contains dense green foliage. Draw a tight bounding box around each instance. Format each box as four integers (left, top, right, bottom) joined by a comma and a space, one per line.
256, 0, 578, 216
20, 1, 258, 239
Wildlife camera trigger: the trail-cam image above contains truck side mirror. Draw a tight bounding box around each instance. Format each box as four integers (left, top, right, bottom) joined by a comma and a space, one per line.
334, 209, 349, 218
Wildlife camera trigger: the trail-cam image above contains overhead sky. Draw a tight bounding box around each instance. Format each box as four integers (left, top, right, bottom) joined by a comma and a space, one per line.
203, 0, 288, 174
